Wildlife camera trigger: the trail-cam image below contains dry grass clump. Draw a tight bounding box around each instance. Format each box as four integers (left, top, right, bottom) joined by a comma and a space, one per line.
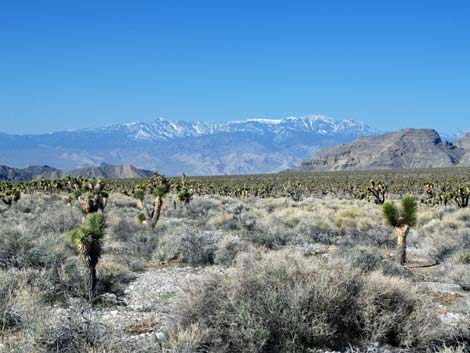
172, 250, 445, 352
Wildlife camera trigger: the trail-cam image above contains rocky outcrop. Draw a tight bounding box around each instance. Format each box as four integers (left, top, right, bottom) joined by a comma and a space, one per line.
298, 129, 469, 171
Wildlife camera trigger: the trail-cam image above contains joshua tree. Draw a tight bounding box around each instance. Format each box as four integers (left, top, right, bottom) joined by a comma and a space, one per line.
177, 173, 193, 205
283, 180, 303, 201
383, 195, 417, 265
78, 179, 108, 214
368, 180, 387, 204
452, 186, 469, 208
1, 188, 20, 207
69, 213, 106, 300
135, 173, 170, 228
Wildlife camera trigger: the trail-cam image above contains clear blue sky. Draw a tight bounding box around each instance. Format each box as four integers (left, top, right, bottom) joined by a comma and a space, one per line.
1, 0, 469, 134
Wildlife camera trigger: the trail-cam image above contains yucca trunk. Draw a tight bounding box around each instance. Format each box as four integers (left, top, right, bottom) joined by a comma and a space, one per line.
395, 224, 410, 266
76, 241, 101, 301
151, 196, 163, 229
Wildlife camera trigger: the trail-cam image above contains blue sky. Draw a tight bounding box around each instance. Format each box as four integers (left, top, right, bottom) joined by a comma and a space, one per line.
1, 0, 469, 134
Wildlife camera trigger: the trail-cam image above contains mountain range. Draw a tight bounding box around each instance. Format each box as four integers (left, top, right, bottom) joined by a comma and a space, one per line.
298, 129, 470, 172
0, 115, 379, 175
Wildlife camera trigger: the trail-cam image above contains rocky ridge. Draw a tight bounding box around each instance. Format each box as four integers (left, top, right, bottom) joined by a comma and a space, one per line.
298, 129, 470, 172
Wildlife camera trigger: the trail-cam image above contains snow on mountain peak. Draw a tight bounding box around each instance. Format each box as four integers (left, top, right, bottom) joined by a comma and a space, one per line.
93, 115, 377, 141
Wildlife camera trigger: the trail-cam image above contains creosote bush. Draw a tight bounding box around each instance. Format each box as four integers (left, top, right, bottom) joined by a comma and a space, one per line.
172, 251, 445, 353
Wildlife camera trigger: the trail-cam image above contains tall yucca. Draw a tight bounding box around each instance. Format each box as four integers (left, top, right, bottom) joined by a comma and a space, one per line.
69, 213, 105, 300
383, 195, 417, 265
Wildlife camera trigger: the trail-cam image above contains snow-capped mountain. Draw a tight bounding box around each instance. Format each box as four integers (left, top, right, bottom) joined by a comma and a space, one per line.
85, 115, 378, 141
0, 115, 379, 175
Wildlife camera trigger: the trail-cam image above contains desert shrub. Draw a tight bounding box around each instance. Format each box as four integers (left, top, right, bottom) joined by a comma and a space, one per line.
31, 233, 74, 268
37, 308, 107, 353
127, 258, 146, 272
0, 270, 21, 331
274, 207, 311, 227
454, 250, 470, 265
109, 218, 142, 242
0, 225, 74, 270
165, 324, 209, 353
0, 227, 34, 269
172, 251, 443, 352
295, 218, 338, 244
38, 257, 88, 303
336, 224, 393, 249
210, 210, 257, 232
451, 264, 470, 291
418, 222, 469, 262
346, 246, 384, 273
156, 229, 222, 265
125, 229, 161, 258
213, 235, 252, 266
380, 257, 412, 278
243, 226, 293, 249
29, 205, 82, 235
185, 198, 219, 218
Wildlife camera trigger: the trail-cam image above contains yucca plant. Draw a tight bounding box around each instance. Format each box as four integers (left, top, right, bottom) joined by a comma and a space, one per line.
452, 186, 469, 208
177, 173, 193, 205
383, 195, 417, 265
135, 173, 170, 228
78, 179, 108, 214
368, 180, 387, 204
0, 189, 20, 207
69, 213, 106, 301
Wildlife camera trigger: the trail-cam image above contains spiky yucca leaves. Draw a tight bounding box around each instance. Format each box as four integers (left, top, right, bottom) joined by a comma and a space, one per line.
69, 213, 106, 300
383, 195, 417, 265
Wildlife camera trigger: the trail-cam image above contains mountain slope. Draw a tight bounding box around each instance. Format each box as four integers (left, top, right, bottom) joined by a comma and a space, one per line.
0, 164, 152, 181
0, 165, 63, 181
297, 129, 469, 172
0, 115, 379, 175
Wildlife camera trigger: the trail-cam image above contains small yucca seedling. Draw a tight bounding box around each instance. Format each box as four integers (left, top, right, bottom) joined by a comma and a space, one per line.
69, 213, 106, 301
383, 195, 417, 265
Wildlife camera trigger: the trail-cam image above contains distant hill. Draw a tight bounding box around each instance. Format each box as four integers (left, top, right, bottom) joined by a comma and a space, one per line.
0, 164, 153, 181
297, 129, 470, 172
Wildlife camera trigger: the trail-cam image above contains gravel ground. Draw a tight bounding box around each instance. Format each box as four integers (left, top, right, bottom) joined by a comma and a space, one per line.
92, 265, 220, 346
